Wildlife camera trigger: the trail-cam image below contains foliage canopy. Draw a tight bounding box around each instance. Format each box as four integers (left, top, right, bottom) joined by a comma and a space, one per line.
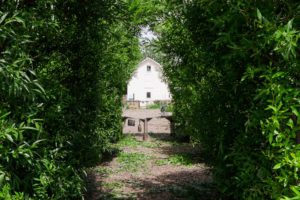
0, 0, 142, 198
156, 0, 300, 199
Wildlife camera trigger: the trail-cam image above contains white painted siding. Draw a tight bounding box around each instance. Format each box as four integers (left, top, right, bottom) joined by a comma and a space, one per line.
127, 58, 171, 106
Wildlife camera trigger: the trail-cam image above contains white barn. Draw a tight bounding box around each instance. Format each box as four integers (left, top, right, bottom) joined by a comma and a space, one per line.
127, 57, 171, 107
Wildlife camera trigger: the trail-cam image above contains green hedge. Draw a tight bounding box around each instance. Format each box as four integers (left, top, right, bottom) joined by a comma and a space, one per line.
0, 0, 140, 198
157, 0, 300, 199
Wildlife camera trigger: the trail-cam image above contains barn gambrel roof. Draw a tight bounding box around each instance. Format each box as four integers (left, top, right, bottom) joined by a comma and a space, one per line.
130, 57, 163, 79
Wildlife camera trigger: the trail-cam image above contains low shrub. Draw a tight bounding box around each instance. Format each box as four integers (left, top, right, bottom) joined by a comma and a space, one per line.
148, 104, 161, 109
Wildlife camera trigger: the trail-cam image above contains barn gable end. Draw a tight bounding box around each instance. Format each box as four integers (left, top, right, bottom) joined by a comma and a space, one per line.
127, 58, 171, 107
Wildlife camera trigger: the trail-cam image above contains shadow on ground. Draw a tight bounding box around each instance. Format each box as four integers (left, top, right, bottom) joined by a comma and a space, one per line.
85, 133, 216, 200
85, 149, 120, 200
123, 132, 172, 142
148, 132, 174, 142
86, 169, 215, 200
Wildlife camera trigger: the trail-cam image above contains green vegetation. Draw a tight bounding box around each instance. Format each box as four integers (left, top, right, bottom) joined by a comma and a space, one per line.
142, 141, 162, 149
147, 103, 161, 109
1, 0, 299, 199
147, 101, 163, 109
156, 0, 300, 199
164, 141, 182, 147
101, 182, 123, 190
97, 168, 115, 177
98, 134, 205, 199
117, 151, 149, 172
155, 153, 194, 167
165, 104, 173, 112
0, 1, 143, 198
116, 135, 141, 149
146, 101, 172, 110
117, 134, 163, 149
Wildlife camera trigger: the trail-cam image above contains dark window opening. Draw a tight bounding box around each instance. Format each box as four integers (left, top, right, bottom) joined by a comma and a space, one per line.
128, 119, 135, 126
147, 65, 151, 71
147, 92, 151, 98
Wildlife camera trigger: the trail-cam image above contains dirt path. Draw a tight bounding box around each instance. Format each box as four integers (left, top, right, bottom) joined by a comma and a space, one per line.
85, 109, 214, 199
85, 133, 214, 200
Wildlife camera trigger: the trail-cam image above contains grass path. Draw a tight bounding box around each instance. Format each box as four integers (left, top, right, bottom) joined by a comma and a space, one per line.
85, 133, 214, 200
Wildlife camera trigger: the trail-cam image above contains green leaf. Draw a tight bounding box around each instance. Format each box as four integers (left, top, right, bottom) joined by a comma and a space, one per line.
257, 9, 262, 22
5, 134, 13, 143
287, 19, 293, 32
21, 126, 38, 131
273, 163, 282, 169
269, 136, 273, 144
0, 12, 8, 24
291, 106, 299, 117
266, 105, 278, 113
290, 186, 300, 196
34, 81, 46, 94
31, 139, 45, 148
35, 122, 40, 130
0, 173, 5, 186
0, 112, 10, 119
272, 72, 285, 79
14, 17, 24, 24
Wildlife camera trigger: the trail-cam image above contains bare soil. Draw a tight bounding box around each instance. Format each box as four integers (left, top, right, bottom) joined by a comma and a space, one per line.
85, 109, 214, 200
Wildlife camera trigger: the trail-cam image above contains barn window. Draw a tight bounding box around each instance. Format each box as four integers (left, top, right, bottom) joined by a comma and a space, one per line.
147, 65, 151, 71
147, 92, 151, 98
128, 119, 135, 126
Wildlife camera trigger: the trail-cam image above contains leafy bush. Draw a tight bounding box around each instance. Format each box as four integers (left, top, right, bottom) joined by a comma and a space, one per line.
157, 0, 300, 199
148, 104, 161, 109
0, 0, 141, 198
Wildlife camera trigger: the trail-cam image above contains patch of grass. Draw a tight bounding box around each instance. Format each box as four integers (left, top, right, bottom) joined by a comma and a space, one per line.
100, 192, 137, 200
168, 153, 194, 166
147, 133, 183, 146
164, 141, 182, 146
99, 193, 123, 200
97, 167, 114, 175
116, 135, 163, 149
121, 179, 145, 188
117, 151, 149, 172
116, 135, 140, 149
100, 182, 122, 189
154, 159, 167, 165
112, 182, 122, 189
141, 140, 161, 148
147, 104, 160, 109
154, 153, 194, 167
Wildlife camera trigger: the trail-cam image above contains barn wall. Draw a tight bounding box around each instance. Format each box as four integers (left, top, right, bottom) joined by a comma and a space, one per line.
127, 59, 171, 104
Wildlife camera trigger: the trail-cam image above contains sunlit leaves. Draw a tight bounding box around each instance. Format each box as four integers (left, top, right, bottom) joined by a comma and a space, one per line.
157, 0, 300, 199
273, 20, 299, 60
0, 0, 141, 198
